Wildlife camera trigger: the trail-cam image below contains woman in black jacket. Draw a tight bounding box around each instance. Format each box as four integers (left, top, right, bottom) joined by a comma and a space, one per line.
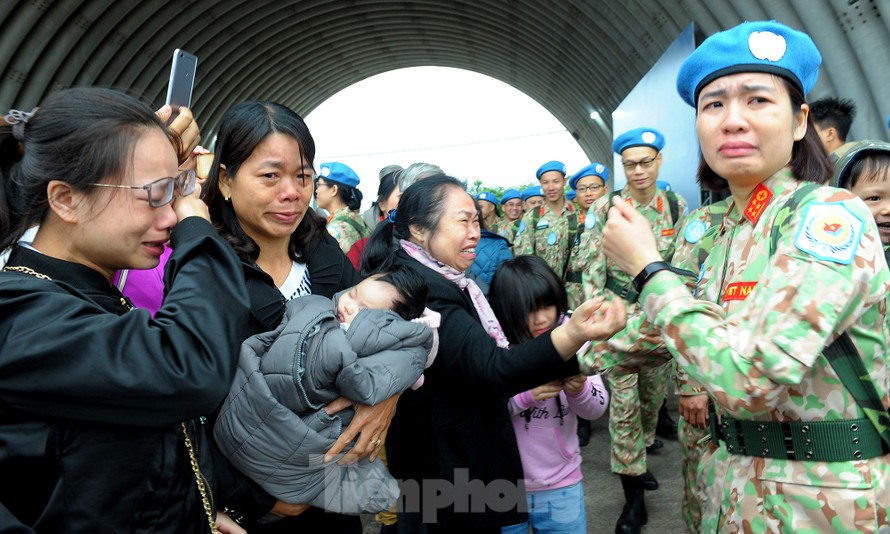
202, 101, 394, 533
361, 175, 626, 532
0, 87, 250, 532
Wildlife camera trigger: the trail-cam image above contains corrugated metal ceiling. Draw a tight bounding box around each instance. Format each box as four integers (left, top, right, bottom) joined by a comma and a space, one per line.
1, 0, 888, 163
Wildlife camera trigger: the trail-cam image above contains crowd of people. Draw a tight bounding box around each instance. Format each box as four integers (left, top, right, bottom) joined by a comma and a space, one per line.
0, 18, 888, 534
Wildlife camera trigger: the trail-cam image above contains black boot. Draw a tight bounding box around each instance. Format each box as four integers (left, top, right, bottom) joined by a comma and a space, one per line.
577, 416, 591, 447
656, 401, 678, 439
615, 474, 647, 534
641, 469, 659, 491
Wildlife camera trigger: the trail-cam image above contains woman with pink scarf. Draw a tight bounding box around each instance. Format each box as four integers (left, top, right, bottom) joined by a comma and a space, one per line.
361, 175, 626, 533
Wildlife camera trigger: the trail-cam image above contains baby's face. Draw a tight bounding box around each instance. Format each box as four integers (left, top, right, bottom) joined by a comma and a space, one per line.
337, 277, 399, 324
851, 174, 890, 245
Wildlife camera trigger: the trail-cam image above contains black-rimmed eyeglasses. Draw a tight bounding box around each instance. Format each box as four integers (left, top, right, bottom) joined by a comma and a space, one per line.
88, 170, 197, 208
576, 184, 604, 193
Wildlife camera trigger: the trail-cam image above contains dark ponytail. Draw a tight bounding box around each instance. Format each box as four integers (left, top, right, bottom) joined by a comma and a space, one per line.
0, 88, 169, 252
361, 174, 465, 276
334, 183, 363, 211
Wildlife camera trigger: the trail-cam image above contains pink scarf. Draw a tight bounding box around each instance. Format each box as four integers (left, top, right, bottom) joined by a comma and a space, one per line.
400, 239, 510, 348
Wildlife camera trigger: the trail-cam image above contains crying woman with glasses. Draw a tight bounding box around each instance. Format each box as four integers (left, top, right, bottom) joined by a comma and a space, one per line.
0, 87, 250, 532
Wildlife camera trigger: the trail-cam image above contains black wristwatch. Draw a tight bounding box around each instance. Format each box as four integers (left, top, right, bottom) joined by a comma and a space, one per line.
632, 261, 673, 294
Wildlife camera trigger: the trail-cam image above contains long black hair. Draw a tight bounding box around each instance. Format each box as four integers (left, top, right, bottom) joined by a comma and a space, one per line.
488, 255, 568, 345
697, 77, 832, 191
0, 87, 173, 252
360, 174, 465, 277
203, 101, 324, 264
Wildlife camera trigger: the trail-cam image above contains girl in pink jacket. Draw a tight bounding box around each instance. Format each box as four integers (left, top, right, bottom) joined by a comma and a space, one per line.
490, 255, 609, 534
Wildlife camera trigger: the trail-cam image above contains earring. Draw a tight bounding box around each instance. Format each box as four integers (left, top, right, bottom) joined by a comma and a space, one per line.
224, 195, 231, 202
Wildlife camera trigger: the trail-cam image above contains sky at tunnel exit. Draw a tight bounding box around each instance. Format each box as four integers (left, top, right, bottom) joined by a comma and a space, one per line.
305, 66, 591, 211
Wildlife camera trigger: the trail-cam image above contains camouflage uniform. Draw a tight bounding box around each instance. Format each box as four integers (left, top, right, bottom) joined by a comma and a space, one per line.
512, 201, 578, 278
326, 207, 371, 254
579, 187, 687, 476
639, 169, 890, 532
500, 219, 521, 246
669, 198, 731, 533
564, 211, 596, 310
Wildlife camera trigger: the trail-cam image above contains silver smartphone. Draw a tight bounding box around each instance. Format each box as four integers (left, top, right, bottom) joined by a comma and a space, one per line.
165, 49, 198, 122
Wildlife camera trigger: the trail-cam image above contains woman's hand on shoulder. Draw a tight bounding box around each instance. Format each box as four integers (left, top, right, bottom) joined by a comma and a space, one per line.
324, 393, 400, 463
569, 297, 627, 343
550, 298, 626, 359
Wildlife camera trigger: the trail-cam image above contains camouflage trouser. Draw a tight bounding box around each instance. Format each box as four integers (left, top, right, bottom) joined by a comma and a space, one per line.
679, 414, 709, 534
607, 362, 671, 475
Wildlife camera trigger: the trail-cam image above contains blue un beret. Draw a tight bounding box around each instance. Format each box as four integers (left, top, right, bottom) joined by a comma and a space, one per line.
318, 161, 360, 188
570, 162, 609, 190
476, 191, 499, 206
612, 128, 665, 155
521, 185, 543, 201
566, 189, 577, 202
535, 160, 567, 180
677, 20, 821, 108
500, 189, 521, 204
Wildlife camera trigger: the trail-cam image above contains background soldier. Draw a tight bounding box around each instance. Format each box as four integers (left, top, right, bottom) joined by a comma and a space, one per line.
513, 161, 578, 278
669, 197, 731, 533
579, 127, 687, 534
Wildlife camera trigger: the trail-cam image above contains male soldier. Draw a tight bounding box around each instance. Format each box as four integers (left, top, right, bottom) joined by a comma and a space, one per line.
579, 128, 687, 534
502, 186, 542, 245
564, 162, 610, 310
513, 161, 578, 278
564, 162, 610, 447
811, 97, 857, 163
476, 191, 501, 233
499, 188, 523, 228
668, 197, 731, 534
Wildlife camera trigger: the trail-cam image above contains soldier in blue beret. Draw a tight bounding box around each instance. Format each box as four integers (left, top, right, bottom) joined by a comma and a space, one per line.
475, 191, 502, 233
514, 161, 580, 277
570, 162, 609, 214
582, 125, 688, 534
500, 189, 523, 227
604, 20, 890, 534
316, 162, 370, 267
521, 185, 544, 210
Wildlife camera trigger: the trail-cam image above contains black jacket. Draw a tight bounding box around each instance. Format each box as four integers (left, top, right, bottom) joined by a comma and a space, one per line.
0, 218, 250, 533
212, 231, 361, 524
385, 250, 579, 529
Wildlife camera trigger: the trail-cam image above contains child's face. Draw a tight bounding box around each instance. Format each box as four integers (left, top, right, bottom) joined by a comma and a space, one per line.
851, 174, 890, 246
527, 305, 558, 338
337, 277, 399, 324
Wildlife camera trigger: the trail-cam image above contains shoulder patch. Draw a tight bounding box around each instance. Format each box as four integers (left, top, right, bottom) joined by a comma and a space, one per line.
793, 202, 864, 265
547, 232, 557, 245
327, 226, 340, 239
683, 219, 708, 244
517, 220, 526, 235
536, 219, 550, 229
584, 211, 597, 230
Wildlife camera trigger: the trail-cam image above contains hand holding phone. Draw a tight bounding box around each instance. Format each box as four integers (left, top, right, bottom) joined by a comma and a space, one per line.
165, 49, 198, 123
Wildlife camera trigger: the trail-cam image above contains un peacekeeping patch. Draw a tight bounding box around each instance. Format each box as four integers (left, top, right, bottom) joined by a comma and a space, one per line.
327, 226, 340, 239
584, 212, 597, 230
684, 219, 708, 244
517, 221, 526, 235
794, 202, 864, 265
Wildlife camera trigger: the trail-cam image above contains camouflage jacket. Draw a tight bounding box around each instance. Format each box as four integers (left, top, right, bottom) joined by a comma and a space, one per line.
326, 207, 371, 254
512, 201, 578, 277
668, 198, 732, 396
578, 187, 687, 368
640, 168, 890, 533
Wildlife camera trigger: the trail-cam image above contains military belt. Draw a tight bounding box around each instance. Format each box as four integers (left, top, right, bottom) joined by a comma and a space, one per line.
605, 276, 638, 303
710, 410, 889, 462
565, 271, 583, 284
